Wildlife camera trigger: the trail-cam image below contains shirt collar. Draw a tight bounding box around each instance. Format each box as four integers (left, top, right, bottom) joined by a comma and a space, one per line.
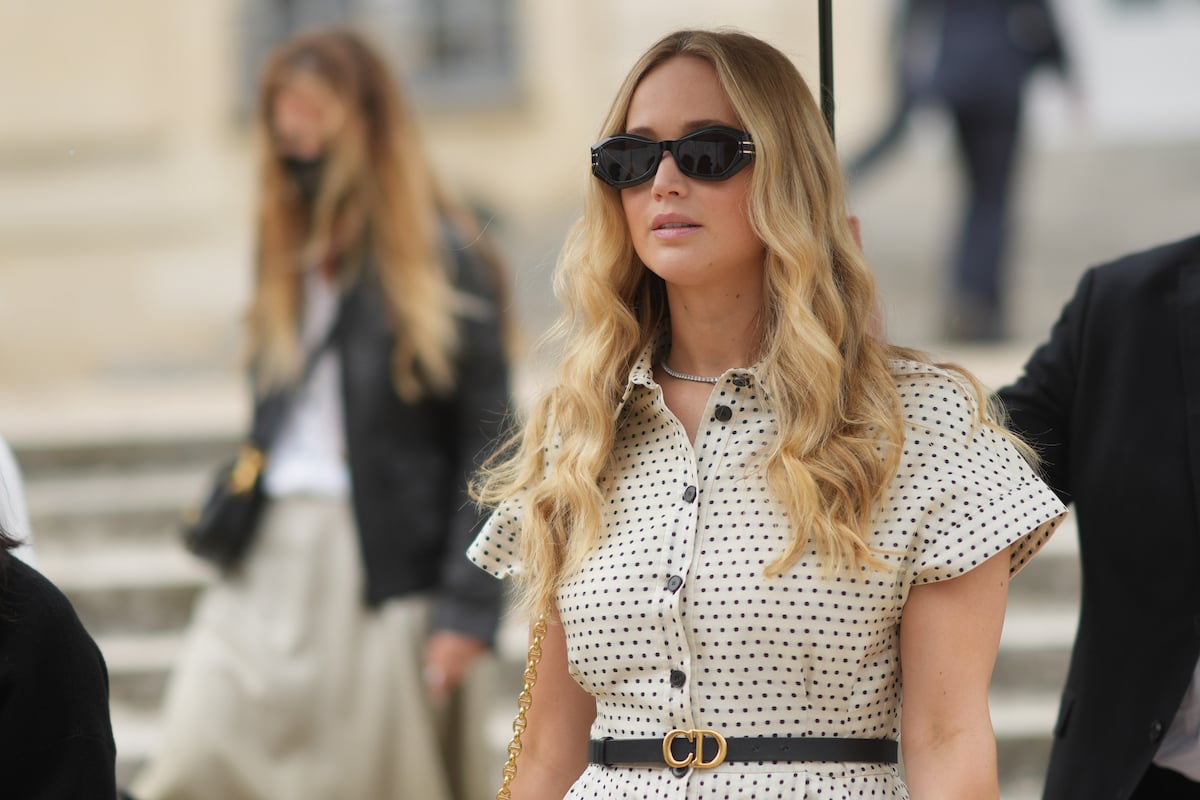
614, 332, 663, 419
614, 326, 765, 418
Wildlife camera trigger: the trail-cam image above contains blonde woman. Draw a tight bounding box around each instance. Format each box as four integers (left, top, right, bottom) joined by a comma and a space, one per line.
134, 29, 511, 800
471, 29, 1064, 799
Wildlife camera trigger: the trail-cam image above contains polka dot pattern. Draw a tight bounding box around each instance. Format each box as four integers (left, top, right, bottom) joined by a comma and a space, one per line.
469, 348, 1066, 799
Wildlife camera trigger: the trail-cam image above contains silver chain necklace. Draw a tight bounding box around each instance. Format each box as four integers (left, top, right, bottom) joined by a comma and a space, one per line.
660, 362, 721, 384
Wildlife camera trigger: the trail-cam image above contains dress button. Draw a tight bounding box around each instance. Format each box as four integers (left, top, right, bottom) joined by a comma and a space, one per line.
671, 766, 689, 778
714, 405, 733, 422
1150, 720, 1165, 742
682, 485, 697, 503
666, 575, 683, 593
670, 669, 687, 688
732, 374, 751, 388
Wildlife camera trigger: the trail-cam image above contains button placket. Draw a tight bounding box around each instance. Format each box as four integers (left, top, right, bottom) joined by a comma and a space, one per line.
659, 427, 699, 731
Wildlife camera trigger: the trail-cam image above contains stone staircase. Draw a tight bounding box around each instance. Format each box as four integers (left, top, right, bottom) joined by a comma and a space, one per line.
15, 380, 1079, 798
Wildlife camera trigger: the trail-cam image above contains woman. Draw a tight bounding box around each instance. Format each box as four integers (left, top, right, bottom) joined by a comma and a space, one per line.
471, 29, 1065, 799
133, 29, 511, 800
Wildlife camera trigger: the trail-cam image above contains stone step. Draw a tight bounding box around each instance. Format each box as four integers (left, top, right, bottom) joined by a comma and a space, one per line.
14, 433, 238, 480
111, 703, 157, 791
993, 601, 1075, 694
99, 630, 185, 713
39, 546, 213, 636
992, 688, 1059, 798
26, 464, 215, 549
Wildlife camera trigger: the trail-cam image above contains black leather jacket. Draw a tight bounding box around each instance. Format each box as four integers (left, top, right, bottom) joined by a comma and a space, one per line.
255, 229, 510, 644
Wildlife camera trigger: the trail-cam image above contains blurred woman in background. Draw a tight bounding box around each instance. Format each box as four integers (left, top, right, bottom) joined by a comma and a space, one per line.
133, 28, 511, 800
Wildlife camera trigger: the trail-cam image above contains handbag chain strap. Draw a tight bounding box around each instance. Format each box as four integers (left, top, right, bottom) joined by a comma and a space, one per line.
496, 613, 549, 800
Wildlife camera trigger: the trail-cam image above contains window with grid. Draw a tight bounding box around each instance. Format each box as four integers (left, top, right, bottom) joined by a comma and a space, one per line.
239, 0, 518, 116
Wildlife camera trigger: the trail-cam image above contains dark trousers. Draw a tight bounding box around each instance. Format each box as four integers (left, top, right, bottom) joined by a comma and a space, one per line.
1131, 764, 1200, 799
947, 93, 1022, 323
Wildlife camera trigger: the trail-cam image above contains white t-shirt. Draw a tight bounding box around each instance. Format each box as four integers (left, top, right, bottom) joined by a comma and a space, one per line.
262, 270, 352, 499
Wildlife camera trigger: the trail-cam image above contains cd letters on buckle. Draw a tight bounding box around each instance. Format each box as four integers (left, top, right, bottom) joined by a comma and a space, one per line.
662, 728, 728, 769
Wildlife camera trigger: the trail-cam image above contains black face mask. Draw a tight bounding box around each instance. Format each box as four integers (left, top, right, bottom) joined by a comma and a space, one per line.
280, 155, 325, 207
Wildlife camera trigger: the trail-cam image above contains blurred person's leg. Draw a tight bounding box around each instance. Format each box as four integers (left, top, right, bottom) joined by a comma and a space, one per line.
348, 594, 455, 800
438, 651, 506, 800
945, 94, 1023, 342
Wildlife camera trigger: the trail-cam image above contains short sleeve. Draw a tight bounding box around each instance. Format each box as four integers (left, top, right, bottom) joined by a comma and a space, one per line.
468, 420, 566, 579
894, 366, 1067, 587
467, 495, 524, 578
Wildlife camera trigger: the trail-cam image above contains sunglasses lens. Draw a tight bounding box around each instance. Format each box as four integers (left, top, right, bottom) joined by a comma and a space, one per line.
675, 130, 742, 179
596, 138, 659, 186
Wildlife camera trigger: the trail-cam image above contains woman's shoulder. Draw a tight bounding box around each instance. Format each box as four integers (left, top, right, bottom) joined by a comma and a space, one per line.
887, 357, 986, 433
888, 357, 980, 397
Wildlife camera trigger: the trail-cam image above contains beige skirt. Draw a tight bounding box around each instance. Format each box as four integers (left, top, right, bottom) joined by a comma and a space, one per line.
133, 495, 501, 800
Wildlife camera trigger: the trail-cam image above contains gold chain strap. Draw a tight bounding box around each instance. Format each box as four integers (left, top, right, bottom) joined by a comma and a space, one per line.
496, 613, 549, 800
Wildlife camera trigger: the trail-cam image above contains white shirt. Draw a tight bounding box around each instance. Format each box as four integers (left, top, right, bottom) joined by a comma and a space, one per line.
262, 270, 351, 499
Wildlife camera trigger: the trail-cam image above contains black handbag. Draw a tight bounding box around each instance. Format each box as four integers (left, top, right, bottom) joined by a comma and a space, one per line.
181, 302, 346, 569
181, 441, 270, 569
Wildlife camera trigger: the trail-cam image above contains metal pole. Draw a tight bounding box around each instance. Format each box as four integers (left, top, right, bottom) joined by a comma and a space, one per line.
818, 0, 835, 142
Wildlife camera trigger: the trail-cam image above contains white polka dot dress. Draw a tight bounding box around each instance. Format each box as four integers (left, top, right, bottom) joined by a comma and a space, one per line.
469, 345, 1066, 799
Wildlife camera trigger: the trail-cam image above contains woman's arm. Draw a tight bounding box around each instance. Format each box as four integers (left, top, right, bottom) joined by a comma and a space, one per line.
900, 548, 1010, 800
508, 616, 596, 800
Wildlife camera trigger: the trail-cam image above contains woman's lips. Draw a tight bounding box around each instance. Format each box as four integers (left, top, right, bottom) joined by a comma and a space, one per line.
652, 214, 701, 239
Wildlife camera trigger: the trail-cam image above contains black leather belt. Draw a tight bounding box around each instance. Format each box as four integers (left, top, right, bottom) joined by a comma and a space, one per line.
588, 729, 898, 770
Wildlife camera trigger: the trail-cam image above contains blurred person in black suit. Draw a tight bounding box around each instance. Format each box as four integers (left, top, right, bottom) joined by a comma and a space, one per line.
848, 0, 1071, 342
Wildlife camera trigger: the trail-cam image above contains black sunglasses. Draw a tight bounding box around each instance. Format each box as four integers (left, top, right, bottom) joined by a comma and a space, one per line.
590, 125, 756, 189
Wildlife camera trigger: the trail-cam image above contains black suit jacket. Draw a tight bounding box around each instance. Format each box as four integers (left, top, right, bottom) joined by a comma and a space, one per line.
998, 232, 1200, 799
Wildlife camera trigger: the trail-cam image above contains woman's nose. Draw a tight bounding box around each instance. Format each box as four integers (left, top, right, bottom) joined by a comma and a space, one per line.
651, 151, 687, 196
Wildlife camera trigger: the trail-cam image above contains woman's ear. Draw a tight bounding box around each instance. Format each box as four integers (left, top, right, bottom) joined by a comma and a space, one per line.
847, 214, 863, 251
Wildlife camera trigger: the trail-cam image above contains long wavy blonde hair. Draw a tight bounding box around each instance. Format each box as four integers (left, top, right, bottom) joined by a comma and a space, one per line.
248, 29, 476, 401
476, 29, 1005, 617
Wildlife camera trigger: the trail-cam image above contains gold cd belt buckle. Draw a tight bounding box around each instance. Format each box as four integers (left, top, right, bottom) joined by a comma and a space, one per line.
662, 728, 728, 769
